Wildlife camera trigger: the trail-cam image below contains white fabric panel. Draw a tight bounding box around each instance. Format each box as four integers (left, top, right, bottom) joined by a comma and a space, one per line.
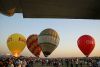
38, 35, 59, 46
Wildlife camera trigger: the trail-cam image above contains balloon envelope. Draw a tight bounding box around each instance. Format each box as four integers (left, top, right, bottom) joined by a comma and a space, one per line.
38, 28, 60, 57
77, 35, 95, 57
7, 33, 26, 57
27, 34, 41, 57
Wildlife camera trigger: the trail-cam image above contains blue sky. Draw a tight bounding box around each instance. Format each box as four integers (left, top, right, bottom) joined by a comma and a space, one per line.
0, 13, 100, 58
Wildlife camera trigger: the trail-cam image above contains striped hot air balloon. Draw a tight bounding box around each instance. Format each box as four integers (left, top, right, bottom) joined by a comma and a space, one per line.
38, 28, 60, 57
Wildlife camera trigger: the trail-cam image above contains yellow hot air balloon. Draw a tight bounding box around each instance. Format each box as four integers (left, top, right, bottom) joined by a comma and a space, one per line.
7, 33, 26, 57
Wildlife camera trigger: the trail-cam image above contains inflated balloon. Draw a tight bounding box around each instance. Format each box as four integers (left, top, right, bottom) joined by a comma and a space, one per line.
6, 7, 16, 16
26, 34, 41, 57
7, 33, 26, 57
77, 35, 95, 57
38, 28, 60, 57
1, 0, 16, 16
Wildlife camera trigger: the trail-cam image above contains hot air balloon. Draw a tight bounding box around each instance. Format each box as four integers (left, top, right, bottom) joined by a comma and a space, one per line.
26, 34, 41, 57
6, 7, 16, 16
38, 28, 60, 57
77, 35, 95, 57
0, 0, 16, 16
7, 33, 26, 57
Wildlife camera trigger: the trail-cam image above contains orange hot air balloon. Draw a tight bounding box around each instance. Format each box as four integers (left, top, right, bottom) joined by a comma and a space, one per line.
7, 33, 26, 57
77, 35, 95, 57
26, 34, 41, 57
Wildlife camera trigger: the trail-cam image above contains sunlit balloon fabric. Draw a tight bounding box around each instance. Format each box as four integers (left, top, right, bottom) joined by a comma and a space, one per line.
26, 34, 41, 57
77, 35, 95, 57
7, 33, 26, 57
38, 28, 60, 57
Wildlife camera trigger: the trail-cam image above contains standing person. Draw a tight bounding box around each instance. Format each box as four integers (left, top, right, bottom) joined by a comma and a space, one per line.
88, 62, 92, 67
84, 60, 88, 66
70, 59, 73, 67
21, 59, 27, 67
46, 59, 48, 65
60, 59, 63, 66
26, 58, 34, 67
7, 59, 14, 67
42, 59, 45, 66
58, 61, 61, 67
29, 60, 34, 67
97, 60, 100, 67
93, 61, 97, 67
0, 59, 3, 67
80, 60, 82, 67
26, 60, 31, 67
14, 59, 22, 67
75, 58, 79, 67
65, 59, 69, 67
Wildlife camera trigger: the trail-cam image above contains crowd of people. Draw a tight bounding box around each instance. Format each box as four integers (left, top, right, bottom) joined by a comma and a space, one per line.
0, 55, 100, 67
65, 57, 100, 67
